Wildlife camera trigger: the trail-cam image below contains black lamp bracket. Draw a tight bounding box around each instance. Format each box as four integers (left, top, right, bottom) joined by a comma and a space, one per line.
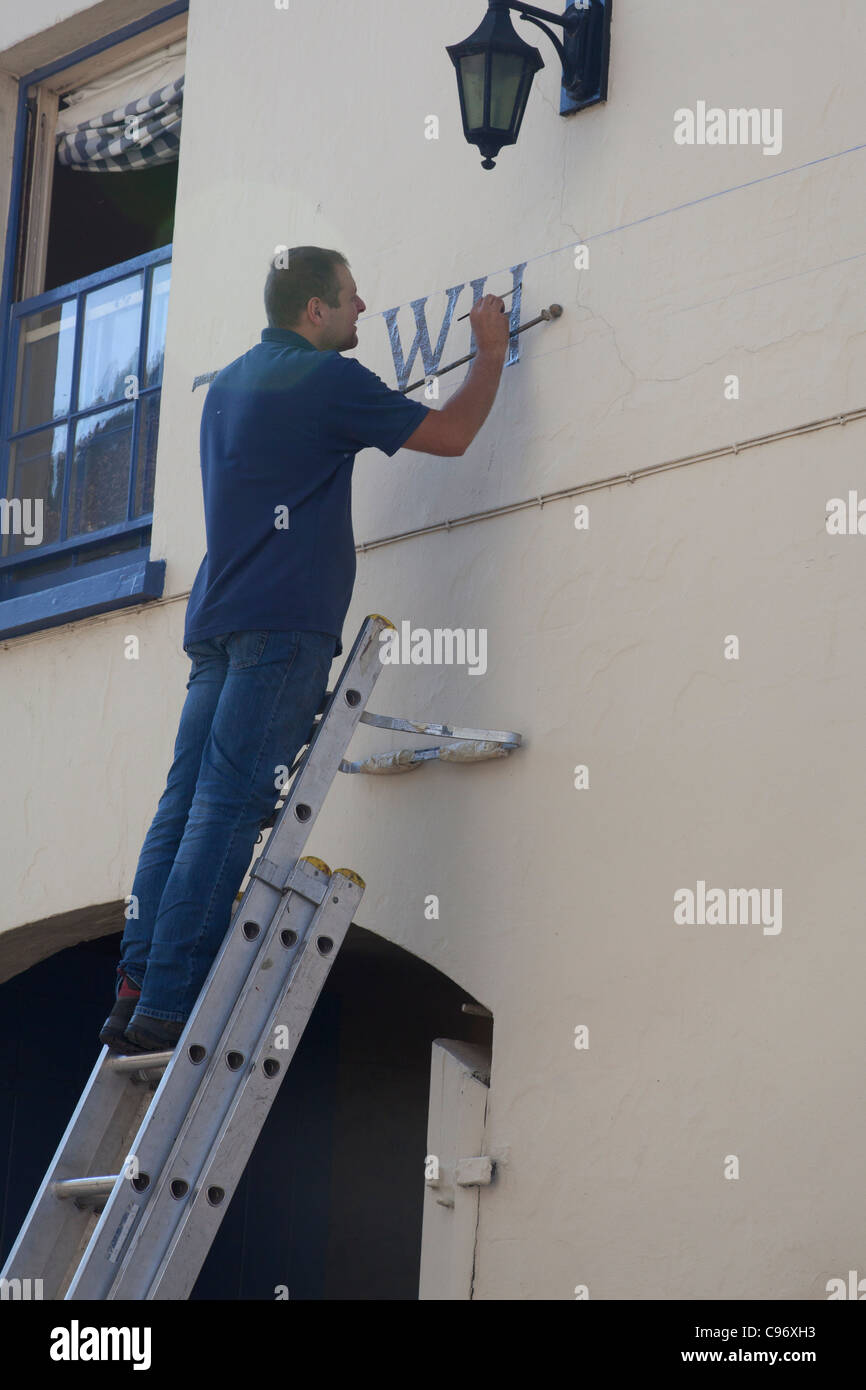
505, 1, 595, 102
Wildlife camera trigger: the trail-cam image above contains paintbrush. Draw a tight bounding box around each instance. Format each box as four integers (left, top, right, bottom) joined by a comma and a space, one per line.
456, 285, 519, 321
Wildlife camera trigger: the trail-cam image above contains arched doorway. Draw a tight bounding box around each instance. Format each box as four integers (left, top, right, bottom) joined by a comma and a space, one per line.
0, 922, 492, 1299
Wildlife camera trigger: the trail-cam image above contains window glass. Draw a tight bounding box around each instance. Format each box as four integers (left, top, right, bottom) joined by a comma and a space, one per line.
144, 262, 171, 387
2, 256, 169, 583
77, 273, 143, 412
459, 54, 487, 129
13, 301, 76, 431
2, 426, 66, 556
134, 392, 161, 516
69, 402, 135, 533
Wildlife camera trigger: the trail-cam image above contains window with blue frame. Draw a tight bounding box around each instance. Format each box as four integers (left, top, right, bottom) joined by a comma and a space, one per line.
0, 4, 187, 639
1, 250, 170, 596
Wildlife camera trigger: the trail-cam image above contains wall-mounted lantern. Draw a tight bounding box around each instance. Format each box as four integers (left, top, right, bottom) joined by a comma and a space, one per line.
446, 0, 612, 169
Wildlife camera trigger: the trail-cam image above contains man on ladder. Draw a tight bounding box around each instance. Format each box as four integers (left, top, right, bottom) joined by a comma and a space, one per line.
101, 245, 510, 1054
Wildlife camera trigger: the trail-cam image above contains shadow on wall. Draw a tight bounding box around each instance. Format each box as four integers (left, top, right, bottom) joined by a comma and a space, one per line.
0, 924, 492, 1300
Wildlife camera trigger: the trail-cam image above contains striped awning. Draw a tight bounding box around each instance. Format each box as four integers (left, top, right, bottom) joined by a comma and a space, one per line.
56, 74, 183, 173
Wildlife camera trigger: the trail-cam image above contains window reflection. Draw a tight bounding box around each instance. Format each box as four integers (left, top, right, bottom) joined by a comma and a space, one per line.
70, 403, 134, 534
144, 263, 171, 387
77, 274, 143, 412
134, 393, 160, 516
2, 427, 65, 557
13, 301, 76, 431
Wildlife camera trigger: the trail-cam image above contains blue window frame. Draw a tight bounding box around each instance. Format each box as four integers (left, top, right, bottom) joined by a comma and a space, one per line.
0, 248, 171, 629
0, 1, 188, 640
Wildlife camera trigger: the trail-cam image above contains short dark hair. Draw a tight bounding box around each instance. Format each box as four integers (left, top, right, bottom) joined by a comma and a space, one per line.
264, 246, 350, 329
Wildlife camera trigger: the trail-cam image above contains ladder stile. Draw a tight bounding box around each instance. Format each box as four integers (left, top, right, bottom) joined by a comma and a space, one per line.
119, 868, 363, 1299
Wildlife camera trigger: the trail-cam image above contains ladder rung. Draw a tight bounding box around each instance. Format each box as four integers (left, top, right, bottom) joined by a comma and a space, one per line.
53, 1176, 119, 1202
106, 1051, 173, 1074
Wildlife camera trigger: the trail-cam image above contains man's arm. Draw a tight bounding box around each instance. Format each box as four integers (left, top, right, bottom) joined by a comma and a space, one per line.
402, 295, 511, 457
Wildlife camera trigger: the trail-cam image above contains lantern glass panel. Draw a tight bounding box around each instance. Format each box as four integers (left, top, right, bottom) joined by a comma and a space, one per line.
489, 52, 525, 131
458, 53, 487, 130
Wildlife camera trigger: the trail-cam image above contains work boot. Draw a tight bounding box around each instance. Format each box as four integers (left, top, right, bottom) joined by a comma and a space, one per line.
122, 1012, 186, 1054
99, 971, 142, 1052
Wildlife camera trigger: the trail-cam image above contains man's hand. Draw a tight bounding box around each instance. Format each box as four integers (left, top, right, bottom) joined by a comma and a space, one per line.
469, 294, 510, 356
401, 293, 511, 457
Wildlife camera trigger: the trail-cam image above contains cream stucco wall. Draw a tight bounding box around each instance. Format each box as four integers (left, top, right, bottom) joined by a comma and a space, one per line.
2, 0, 865, 1298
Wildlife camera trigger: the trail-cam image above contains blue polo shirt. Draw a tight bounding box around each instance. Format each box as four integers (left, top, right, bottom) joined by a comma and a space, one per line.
184, 327, 430, 658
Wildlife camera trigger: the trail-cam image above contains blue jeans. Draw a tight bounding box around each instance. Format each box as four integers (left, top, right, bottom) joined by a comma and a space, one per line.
117, 629, 337, 1022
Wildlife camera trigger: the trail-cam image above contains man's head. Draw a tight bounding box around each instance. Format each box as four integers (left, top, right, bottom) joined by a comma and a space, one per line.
264, 246, 366, 352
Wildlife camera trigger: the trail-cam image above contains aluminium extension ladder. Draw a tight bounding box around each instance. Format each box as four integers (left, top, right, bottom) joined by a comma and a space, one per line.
1, 614, 521, 1300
